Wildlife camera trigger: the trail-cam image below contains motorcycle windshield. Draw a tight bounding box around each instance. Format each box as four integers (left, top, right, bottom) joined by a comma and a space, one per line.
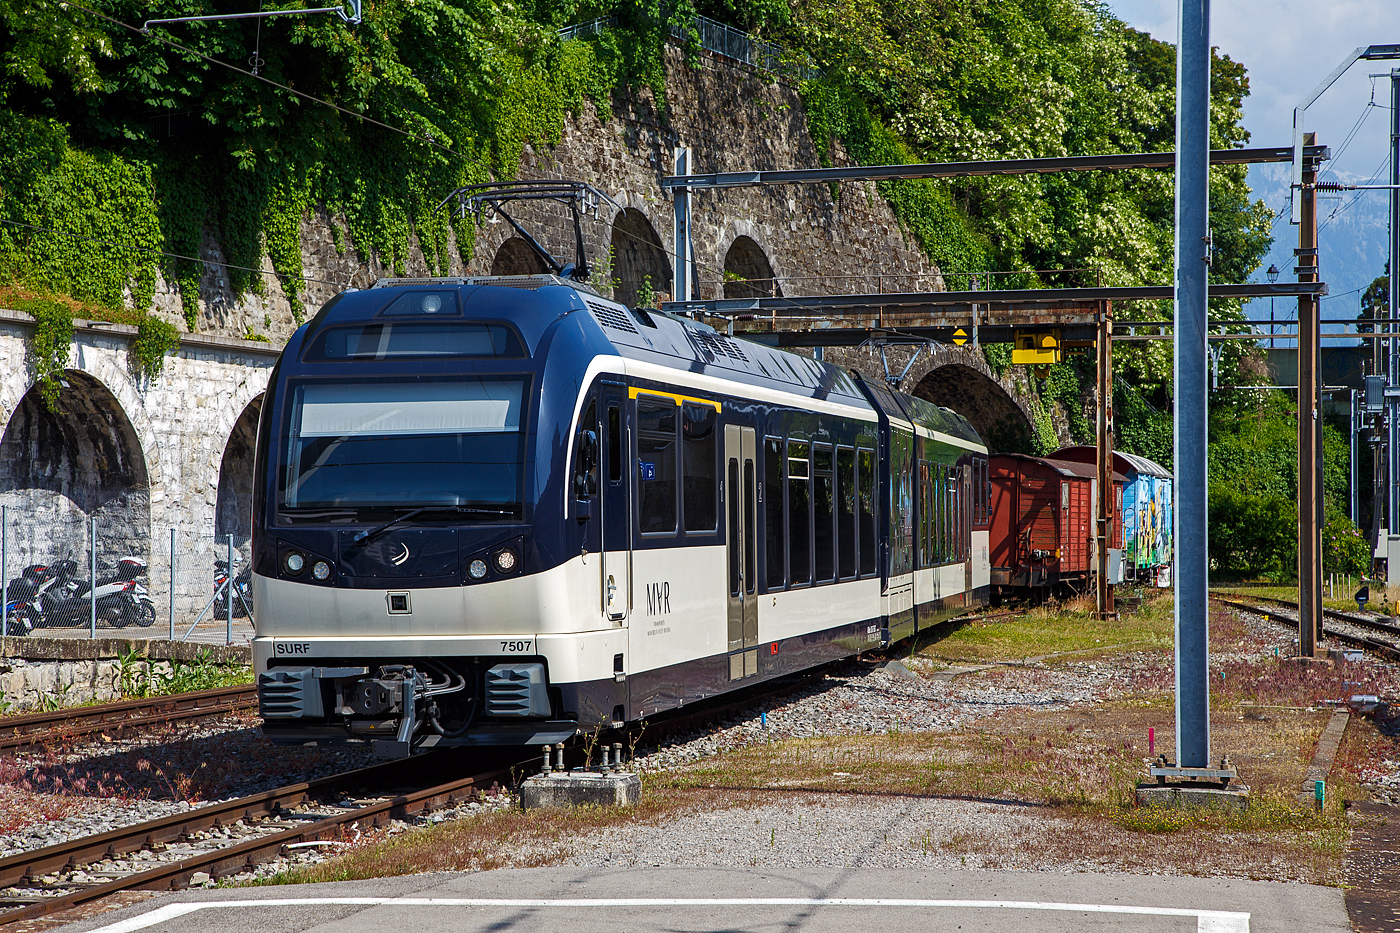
277, 376, 531, 519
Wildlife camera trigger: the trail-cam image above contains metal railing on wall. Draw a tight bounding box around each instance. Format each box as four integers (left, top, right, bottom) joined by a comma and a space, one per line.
558, 13, 821, 81
0, 507, 253, 646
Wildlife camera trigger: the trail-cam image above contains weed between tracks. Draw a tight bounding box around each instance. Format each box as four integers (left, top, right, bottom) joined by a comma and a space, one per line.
244, 596, 1385, 888
912, 595, 1174, 665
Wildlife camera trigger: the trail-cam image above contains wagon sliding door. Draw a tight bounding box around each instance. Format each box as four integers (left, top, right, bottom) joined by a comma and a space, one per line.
725, 424, 758, 679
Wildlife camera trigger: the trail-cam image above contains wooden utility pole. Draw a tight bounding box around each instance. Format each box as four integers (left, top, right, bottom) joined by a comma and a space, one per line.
1298, 135, 1321, 657
1096, 300, 1115, 618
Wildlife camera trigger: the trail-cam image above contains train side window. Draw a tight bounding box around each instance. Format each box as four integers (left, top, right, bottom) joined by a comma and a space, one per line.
788, 440, 812, 585
607, 404, 622, 483
858, 448, 876, 576
573, 401, 598, 499
917, 460, 929, 569
744, 459, 757, 595
637, 398, 677, 534
728, 458, 741, 597
936, 464, 947, 563
837, 447, 856, 579
813, 444, 834, 583
765, 437, 785, 589
682, 403, 717, 533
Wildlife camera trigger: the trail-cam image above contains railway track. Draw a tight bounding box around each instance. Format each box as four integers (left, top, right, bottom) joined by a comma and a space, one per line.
0, 685, 256, 753
0, 654, 862, 927
1210, 594, 1400, 662
0, 751, 518, 926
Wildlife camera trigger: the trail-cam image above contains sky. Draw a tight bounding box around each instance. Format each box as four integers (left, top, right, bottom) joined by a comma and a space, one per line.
1106, 0, 1400, 329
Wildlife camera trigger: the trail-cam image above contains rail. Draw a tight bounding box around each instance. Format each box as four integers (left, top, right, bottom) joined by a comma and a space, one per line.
558, 13, 820, 81
0, 684, 255, 752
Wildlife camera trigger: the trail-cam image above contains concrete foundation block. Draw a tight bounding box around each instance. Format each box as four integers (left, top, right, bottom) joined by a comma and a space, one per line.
521, 771, 641, 809
1135, 782, 1251, 810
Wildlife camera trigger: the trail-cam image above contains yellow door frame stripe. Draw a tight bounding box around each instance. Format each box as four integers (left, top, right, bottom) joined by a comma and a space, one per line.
628, 387, 722, 412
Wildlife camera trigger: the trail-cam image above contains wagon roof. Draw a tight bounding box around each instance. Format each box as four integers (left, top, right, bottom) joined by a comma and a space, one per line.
1046, 445, 1172, 480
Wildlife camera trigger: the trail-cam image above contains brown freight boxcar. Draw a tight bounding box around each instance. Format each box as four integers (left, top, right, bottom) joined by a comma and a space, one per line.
988, 454, 1124, 600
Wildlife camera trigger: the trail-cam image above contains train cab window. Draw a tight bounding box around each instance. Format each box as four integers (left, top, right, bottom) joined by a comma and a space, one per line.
306, 322, 524, 361
788, 441, 812, 585
682, 403, 717, 533
858, 448, 876, 576
765, 438, 785, 589
637, 398, 677, 534
837, 447, 856, 579
813, 444, 834, 583
573, 401, 598, 499
607, 404, 622, 483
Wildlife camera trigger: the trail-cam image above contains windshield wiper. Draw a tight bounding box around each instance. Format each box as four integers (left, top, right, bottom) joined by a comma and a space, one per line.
352, 506, 515, 544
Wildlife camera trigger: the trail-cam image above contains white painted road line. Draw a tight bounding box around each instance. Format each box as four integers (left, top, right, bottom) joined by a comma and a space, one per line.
82, 896, 1251, 933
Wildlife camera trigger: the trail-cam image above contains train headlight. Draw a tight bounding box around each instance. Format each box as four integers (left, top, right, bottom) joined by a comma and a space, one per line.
468, 559, 488, 580
283, 551, 306, 575
494, 548, 518, 573
312, 560, 332, 581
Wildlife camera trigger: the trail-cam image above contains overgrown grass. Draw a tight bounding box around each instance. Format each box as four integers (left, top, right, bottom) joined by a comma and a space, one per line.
116, 648, 252, 699
914, 594, 1175, 665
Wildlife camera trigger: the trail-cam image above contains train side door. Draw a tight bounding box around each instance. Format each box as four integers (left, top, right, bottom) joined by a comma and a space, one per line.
725, 424, 758, 678
601, 389, 629, 624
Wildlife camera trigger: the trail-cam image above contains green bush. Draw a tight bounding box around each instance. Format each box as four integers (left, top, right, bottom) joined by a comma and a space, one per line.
1324, 515, 1371, 576
1208, 485, 1296, 579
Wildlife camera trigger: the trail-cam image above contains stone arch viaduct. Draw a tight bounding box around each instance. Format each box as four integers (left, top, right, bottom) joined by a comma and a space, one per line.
0, 43, 1051, 622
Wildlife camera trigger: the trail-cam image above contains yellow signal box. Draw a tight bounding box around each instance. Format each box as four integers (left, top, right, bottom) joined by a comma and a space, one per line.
1012, 330, 1062, 367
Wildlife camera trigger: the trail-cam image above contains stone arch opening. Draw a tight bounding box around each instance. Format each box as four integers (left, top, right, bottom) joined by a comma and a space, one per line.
610, 208, 671, 307
912, 363, 1034, 453
723, 235, 782, 299
215, 395, 263, 549
0, 370, 152, 570
490, 237, 549, 276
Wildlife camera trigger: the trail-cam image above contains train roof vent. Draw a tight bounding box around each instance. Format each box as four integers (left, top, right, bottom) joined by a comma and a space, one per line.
690, 329, 749, 363
586, 300, 639, 335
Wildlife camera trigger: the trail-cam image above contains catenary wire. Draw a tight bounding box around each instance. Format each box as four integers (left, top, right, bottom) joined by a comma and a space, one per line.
66, 0, 465, 162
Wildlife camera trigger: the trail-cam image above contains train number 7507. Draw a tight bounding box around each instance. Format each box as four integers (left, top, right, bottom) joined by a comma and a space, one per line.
500, 640, 532, 652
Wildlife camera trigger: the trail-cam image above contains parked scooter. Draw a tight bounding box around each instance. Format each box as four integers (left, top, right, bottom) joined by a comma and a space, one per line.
40, 557, 155, 628
1, 563, 52, 636
212, 558, 253, 621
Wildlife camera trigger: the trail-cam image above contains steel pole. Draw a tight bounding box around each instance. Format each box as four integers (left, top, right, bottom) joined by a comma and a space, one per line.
1390, 71, 1400, 550
1299, 144, 1321, 657
2, 506, 7, 638
672, 147, 693, 305
1352, 391, 1360, 523
89, 516, 97, 639
169, 526, 176, 641
226, 533, 234, 646
1096, 301, 1115, 618
1173, 0, 1211, 770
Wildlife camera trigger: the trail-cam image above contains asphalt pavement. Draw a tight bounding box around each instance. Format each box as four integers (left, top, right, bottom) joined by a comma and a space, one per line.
60, 866, 1348, 933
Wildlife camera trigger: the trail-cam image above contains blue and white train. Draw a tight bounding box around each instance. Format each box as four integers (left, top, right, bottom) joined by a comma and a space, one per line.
251, 275, 990, 756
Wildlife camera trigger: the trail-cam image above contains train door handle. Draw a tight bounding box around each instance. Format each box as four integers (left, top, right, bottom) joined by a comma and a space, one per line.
607, 574, 617, 603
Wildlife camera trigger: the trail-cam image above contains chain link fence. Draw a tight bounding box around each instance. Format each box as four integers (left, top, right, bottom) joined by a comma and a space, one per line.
0, 507, 253, 645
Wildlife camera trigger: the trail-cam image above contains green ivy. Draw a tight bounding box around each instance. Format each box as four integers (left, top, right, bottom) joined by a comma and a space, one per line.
132, 315, 179, 380
24, 295, 73, 409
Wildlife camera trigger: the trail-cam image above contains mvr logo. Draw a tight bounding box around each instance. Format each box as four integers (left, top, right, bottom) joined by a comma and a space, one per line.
645, 581, 671, 616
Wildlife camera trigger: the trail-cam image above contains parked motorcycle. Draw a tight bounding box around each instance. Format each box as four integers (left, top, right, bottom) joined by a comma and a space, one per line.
3, 562, 74, 635
212, 558, 253, 621
40, 556, 155, 629
2, 564, 49, 636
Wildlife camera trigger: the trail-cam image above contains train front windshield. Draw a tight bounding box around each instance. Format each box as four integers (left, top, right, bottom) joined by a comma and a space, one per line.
278, 376, 529, 517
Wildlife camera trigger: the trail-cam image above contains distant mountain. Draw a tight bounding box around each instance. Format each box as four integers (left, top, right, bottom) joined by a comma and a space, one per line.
1243, 162, 1388, 338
